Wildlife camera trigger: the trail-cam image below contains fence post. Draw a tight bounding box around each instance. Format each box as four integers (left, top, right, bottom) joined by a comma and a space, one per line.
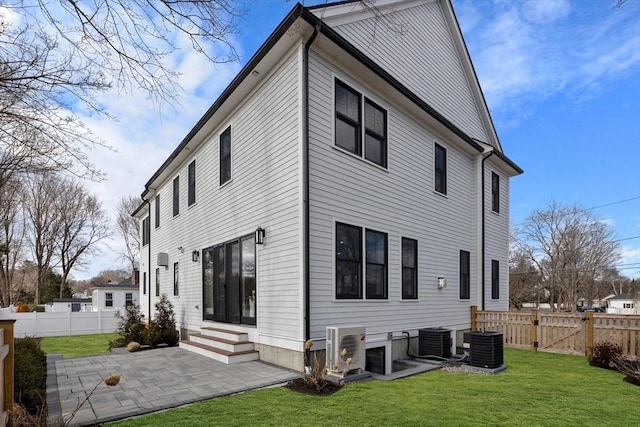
470, 305, 477, 331
67, 310, 72, 336
586, 311, 594, 359
0, 319, 16, 424
531, 309, 538, 353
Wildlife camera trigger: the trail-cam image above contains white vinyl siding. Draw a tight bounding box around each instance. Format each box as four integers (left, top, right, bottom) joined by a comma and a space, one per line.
307, 51, 479, 339
143, 48, 302, 343
331, 1, 488, 143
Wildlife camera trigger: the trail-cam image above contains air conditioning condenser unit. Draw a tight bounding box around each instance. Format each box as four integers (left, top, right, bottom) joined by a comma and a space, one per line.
326, 326, 366, 377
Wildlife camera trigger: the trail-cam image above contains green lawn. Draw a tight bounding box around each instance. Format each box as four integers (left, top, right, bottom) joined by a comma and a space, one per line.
111, 348, 639, 427
40, 333, 118, 358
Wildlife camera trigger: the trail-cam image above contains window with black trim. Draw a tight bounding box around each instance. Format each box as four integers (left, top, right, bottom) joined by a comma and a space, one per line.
220, 126, 231, 185
173, 262, 179, 296
173, 176, 179, 217
491, 259, 500, 299
402, 238, 418, 299
155, 196, 160, 228
335, 79, 387, 167
336, 223, 388, 300
125, 293, 133, 306
491, 172, 500, 213
435, 143, 447, 195
143, 272, 147, 295
336, 223, 362, 299
155, 268, 160, 297
142, 216, 150, 246
105, 292, 113, 307
366, 229, 388, 299
188, 160, 196, 206
460, 250, 470, 300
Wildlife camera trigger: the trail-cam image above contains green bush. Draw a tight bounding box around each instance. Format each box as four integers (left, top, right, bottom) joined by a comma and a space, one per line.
15, 337, 47, 415
590, 341, 623, 369
109, 305, 147, 349
145, 294, 179, 347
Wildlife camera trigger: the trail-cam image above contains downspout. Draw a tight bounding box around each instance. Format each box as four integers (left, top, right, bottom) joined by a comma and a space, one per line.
142, 196, 152, 322
480, 149, 494, 311
303, 24, 319, 344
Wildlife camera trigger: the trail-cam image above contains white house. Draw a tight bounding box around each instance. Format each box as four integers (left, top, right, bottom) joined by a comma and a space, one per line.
606, 293, 640, 315
91, 278, 138, 311
46, 298, 93, 312
133, 0, 522, 373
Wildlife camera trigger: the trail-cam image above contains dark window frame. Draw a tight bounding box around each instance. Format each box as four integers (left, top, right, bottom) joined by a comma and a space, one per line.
143, 272, 147, 295
173, 262, 179, 296
125, 292, 133, 306
142, 216, 150, 246
491, 172, 500, 213
460, 250, 470, 300
188, 160, 196, 206
491, 259, 500, 299
434, 143, 447, 195
105, 292, 113, 307
154, 195, 160, 228
334, 79, 387, 168
173, 176, 180, 217
155, 268, 160, 297
401, 237, 418, 300
220, 126, 232, 186
365, 229, 388, 299
336, 222, 363, 299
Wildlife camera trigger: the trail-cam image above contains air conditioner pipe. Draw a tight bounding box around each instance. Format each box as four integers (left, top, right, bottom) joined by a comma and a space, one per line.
401, 331, 467, 362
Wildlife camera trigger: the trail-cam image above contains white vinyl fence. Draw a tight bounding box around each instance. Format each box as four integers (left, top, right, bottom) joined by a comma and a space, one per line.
0, 310, 121, 338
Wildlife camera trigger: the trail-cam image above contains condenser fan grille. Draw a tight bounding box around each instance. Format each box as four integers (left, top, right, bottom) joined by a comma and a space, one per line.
340, 335, 360, 362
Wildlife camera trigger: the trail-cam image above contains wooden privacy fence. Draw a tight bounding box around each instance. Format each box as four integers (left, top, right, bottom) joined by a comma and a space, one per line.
471, 306, 640, 358
0, 320, 15, 427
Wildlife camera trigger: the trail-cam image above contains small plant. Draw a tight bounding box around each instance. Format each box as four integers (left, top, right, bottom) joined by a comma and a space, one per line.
16, 303, 30, 312
63, 374, 121, 426
144, 294, 179, 347
15, 337, 47, 415
302, 340, 329, 392
109, 305, 146, 349
590, 341, 623, 370
127, 341, 141, 352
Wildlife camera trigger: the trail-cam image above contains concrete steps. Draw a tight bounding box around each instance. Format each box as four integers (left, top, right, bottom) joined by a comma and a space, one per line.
180, 326, 259, 364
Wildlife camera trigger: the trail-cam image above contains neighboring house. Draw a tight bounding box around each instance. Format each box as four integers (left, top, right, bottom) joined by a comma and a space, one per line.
133, 0, 522, 373
47, 298, 93, 312
606, 293, 640, 315
91, 278, 138, 311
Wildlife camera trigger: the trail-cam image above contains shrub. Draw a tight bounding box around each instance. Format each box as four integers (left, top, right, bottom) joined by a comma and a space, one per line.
610, 357, 640, 386
144, 294, 179, 347
109, 305, 147, 349
16, 303, 29, 313
15, 337, 47, 415
590, 342, 623, 369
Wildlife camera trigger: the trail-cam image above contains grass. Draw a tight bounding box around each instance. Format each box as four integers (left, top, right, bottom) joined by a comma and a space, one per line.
111, 348, 640, 427
40, 333, 118, 358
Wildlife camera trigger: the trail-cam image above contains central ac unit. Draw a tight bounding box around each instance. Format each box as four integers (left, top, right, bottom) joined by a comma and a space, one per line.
326, 326, 366, 377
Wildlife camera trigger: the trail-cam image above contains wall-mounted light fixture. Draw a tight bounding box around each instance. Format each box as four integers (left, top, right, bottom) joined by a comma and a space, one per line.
255, 227, 265, 245
177, 246, 184, 253
437, 277, 446, 289
192, 250, 200, 262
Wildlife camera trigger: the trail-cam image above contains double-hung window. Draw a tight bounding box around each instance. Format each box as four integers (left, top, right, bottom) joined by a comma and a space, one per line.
402, 238, 418, 299
142, 217, 150, 246
125, 293, 133, 306
154, 196, 160, 228
460, 250, 470, 300
173, 262, 179, 296
220, 127, 231, 185
435, 143, 447, 195
336, 223, 388, 299
173, 176, 180, 217
105, 292, 113, 307
155, 268, 160, 297
491, 172, 500, 213
188, 160, 196, 206
335, 79, 387, 168
491, 260, 500, 299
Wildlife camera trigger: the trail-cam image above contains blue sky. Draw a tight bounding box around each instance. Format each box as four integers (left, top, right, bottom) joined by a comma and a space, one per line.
71, 0, 639, 280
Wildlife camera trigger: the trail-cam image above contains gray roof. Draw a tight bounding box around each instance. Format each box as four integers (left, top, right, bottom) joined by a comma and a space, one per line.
608, 293, 639, 301
52, 298, 92, 303
92, 277, 138, 290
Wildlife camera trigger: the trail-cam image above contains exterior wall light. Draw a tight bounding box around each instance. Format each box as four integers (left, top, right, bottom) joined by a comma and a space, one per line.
437, 277, 446, 289
192, 250, 200, 262
255, 227, 265, 245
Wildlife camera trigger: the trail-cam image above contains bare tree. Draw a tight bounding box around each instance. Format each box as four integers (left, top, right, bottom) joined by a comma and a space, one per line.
116, 195, 141, 273
57, 180, 111, 297
0, 174, 27, 306
24, 173, 64, 304
514, 202, 621, 312
509, 247, 542, 310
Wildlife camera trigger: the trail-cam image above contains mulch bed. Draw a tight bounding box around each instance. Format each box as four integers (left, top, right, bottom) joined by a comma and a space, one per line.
285, 378, 343, 396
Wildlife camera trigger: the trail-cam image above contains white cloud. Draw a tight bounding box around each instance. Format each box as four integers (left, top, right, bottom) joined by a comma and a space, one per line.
619, 245, 640, 279
459, 0, 640, 123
